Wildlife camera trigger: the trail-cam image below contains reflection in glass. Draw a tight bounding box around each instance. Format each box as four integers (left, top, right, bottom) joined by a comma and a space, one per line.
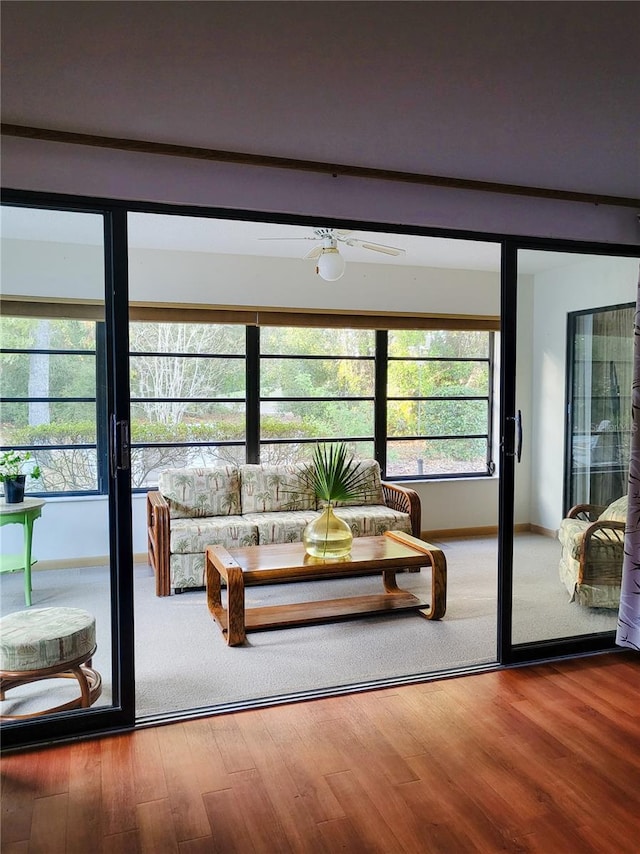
512, 252, 636, 646
567, 303, 634, 509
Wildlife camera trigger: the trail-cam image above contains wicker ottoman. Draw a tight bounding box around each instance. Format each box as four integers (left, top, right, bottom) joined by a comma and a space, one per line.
0, 607, 102, 719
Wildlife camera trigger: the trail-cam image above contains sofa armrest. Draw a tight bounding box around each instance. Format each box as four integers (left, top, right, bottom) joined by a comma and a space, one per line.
567, 503, 606, 522
578, 519, 625, 586
382, 481, 421, 538
147, 490, 171, 596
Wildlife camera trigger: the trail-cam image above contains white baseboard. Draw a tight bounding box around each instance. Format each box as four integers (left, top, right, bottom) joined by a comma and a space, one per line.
34, 554, 150, 571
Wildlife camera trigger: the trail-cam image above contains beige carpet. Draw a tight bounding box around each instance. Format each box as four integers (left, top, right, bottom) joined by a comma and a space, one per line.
0, 534, 617, 720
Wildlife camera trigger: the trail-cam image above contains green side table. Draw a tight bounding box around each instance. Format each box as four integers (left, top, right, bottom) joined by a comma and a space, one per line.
0, 498, 45, 607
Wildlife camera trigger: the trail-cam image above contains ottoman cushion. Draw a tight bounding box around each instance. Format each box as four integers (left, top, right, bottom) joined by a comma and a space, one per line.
0, 607, 96, 672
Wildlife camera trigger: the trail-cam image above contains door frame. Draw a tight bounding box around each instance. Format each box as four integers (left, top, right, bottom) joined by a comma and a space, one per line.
0, 196, 135, 750
498, 237, 639, 666
2, 188, 638, 746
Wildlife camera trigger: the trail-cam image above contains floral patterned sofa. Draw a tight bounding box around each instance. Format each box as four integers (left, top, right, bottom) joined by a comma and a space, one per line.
147, 461, 421, 595
557, 494, 627, 608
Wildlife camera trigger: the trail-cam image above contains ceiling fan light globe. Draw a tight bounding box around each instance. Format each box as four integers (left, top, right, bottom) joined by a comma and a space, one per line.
316, 248, 346, 281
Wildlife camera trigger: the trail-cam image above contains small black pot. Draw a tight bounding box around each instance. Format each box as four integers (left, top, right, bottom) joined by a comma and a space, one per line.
4, 475, 26, 504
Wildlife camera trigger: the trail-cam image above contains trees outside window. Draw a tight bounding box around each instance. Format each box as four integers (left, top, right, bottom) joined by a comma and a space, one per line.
0, 316, 99, 493
1, 315, 496, 494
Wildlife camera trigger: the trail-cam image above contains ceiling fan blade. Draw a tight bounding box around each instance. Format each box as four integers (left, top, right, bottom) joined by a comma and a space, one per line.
358, 241, 406, 256
258, 236, 314, 241
303, 246, 323, 260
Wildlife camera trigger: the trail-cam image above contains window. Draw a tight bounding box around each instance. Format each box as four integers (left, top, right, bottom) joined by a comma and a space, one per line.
386, 329, 495, 478
129, 321, 246, 487
259, 326, 376, 463
0, 316, 104, 494
1, 312, 496, 494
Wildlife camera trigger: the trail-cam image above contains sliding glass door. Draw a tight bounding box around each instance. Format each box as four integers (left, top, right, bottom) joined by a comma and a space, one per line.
0, 201, 134, 747
508, 249, 637, 653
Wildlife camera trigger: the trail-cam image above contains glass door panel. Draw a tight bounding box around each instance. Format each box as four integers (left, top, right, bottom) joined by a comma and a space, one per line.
0, 205, 120, 727
511, 250, 637, 646
567, 302, 634, 510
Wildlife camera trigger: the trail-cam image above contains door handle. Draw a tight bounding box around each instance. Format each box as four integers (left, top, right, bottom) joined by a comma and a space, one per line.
110, 415, 131, 477
504, 410, 523, 462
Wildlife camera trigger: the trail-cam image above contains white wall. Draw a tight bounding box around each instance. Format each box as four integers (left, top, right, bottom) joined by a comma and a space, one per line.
527, 255, 639, 531
2, 235, 508, 563
4, 234, 637, 563
128, 246, 501, 316
0, 493, 149, 566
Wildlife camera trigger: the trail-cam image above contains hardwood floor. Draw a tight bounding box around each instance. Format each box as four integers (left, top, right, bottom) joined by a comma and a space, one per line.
2, 652, 639, 853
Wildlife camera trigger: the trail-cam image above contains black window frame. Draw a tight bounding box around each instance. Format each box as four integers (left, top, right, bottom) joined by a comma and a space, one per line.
0, 318, 109, 497
2, 313, 497, 494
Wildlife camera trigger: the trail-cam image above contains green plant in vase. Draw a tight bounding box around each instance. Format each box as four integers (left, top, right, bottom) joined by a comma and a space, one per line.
299, 442, 370, 559
0, 450, 41, 504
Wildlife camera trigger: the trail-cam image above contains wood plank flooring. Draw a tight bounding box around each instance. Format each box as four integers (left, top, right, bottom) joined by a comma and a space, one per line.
2, 652, 639, 853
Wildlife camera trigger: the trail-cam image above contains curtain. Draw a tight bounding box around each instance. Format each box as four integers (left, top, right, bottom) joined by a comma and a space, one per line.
616, 273, 640, 650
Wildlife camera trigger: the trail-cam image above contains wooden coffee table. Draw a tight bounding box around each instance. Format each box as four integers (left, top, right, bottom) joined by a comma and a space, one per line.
205, 531, 446, 646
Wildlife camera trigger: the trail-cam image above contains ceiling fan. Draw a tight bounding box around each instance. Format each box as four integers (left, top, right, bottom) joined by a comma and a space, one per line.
260, 228, 406, 281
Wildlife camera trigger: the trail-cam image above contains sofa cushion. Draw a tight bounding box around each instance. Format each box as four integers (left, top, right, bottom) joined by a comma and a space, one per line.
159, 466, 241, 518
332, 505, 412, 537
169, 515, 258, 554
243, 510, 321, 545
333, 459, 385, 507
240, 464, 317, 513
598, 494, 628, 523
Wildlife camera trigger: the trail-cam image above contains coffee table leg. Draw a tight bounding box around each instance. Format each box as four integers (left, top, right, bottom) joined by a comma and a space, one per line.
206, 550, 222, 611
383, 568, 399, 592
382, 548, 447, 620
225, 566, 246, 646
420, 547, 447, 620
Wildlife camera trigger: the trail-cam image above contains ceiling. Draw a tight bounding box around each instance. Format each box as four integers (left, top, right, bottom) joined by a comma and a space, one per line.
2, 2, 639, 199
1, 206, 586, 274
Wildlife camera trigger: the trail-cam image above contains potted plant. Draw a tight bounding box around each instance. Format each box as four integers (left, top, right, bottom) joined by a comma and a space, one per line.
0, 450, 41, 504
298, 442, 371, 559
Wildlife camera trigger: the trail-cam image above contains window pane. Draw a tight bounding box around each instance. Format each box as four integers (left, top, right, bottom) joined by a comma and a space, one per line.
262, 358, 375, 397
387, 400, 489, 438
0, 317, 96, 350
386, 438, 488, 477
0, 352, 96, 398
131, 444, 245, 488
261, 401, 374, 439
130, 402, 245, 442
130, 355, 245, 400
0, 403, 97, 445
261, 327, 375, 356
129, 322, 244, 354
389, 329, 490, 358
260, 440, 374, 465
32, 447, 99, 492
0, 317, 99, 494
129, 321, 246, 486
387, 361, 489, 397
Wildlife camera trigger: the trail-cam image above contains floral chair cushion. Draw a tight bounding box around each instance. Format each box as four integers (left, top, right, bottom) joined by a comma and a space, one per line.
558, 516, 624, 561
158, 466, 241, 519
240, 464, 317, 513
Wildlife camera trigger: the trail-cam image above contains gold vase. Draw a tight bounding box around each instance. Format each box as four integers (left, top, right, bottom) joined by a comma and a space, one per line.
303, 504, 353, 559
